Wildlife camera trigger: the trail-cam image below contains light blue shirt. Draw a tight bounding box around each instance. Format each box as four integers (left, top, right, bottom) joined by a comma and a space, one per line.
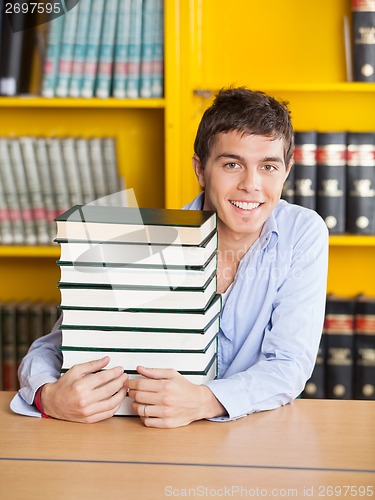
11, 194, 328, 421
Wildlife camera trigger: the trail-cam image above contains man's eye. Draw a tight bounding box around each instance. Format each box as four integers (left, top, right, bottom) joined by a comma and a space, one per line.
263, 164, 276, 171
225, 162, 239, 169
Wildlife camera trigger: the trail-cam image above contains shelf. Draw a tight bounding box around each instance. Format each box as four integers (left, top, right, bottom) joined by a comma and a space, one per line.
329, 235, 375, 246
0, 96, 165, 109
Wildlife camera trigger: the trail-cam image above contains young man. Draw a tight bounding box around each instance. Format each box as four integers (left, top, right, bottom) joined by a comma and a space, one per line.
11, 88, 328, 427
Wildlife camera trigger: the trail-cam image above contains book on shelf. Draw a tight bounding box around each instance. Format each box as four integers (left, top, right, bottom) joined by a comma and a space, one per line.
60, 137, 84, 206
95, 0, 119, 98
325, 295, 356, 400
2, 301, 17, 391
0, 138, 24, 244
16, 301, 32, 370
346, 132, 375, 235
80, 0, 105, 98
58, 274, 217, 310
46, 137, 71, 217
61, 315, 220, 351
58, 253, 217, 288
87, 138, 109, 201
55, 2, 80, 97
60, 335, 217, 372
281, 167, 294, 204
352, 0, 375, 82
69, 0, 92, 98
0, 158, 13, 245
316, 132, 347, 234
354, 295, 375, 400
293, 131, 317, 210
75, 138, 97, 205
126, 0, 143, 98
101, 138, 123, 201
41, 12, 64, 97
60, 293, 222, 331
302, 333, 326, 399
55, 205, 217, 246
151, 0, 164, 98
112, 0, 132, 98
139, 0, 155, 98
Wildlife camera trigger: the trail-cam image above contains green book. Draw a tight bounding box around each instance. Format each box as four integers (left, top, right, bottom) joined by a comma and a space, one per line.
55, 205, 217, 246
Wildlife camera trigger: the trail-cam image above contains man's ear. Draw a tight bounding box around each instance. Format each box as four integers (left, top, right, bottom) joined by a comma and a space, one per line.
192, 155, 205, 189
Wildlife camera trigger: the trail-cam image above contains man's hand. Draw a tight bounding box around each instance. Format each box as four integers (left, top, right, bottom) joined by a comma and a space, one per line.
41, 356, 128, 423
127, 366, 226, 428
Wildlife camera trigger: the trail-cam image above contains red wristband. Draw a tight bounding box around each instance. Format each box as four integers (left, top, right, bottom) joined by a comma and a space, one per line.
34, 386, 50, 418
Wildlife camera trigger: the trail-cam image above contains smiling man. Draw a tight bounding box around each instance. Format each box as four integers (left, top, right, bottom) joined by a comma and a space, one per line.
11, 88, 328, 427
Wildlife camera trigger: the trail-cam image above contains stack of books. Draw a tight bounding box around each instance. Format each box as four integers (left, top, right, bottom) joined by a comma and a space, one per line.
55, 204, 221, 415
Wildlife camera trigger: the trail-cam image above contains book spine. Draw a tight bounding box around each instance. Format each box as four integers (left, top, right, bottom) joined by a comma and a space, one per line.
0, 11, 26, 95
346, 132, 375, 234
16, 302, 31, 372
75, 138, 97, 204
19, 137, 50, 245
0, 139, 24, 244
95, 0, 119, 98
101, 137, 122, 201
41, 14, 64, 97
29, 301, 46, 345
68, 0, 93, 98
302, 333, 326, 399
0, 157, 13, 245
112, 0, 132, 98
352, 0, 375, 82
151, 0, 164, 97
281, 166, 294, 204
87, 138, 108, 201
33, 138, 59, 241
55, 4, 80, 97
293, 131, 317, 210
46, 138, 71, 217
140, 0, 155, 98
126, 0, 144, 98
2, 302, 17, 391
8, 139, 37, 245
325, 297, 356, 400
61, 137, 84, 206
80, 0, 105, 98
354, 298, 375, 399
316, 132, 347, 234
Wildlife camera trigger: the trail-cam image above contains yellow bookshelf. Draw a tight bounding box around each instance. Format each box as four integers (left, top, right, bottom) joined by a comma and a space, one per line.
0, 0, 374, 303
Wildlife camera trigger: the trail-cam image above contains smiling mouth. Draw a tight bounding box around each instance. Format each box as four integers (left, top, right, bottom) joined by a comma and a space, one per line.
230, 200, 261, 211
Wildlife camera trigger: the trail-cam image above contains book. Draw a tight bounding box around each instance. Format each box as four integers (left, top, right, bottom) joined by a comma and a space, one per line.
87, 138, 109, 201
352, 0, 375, 82
126, 0, 143, 98
302, 333, 326, 399
293, 131, 317, 210
55, 3, 80, 97
316, 132, 347, 234
61, 315, 220, 351
41, 13, 64, 97
112, 0, 132, 98
56, 232, 217, 268
139, 0, 155, 98
68, 0, 92, 97
346, 132, 375, 234
80, 0, 105, 98
46, 138, 71, 217
101, 138, 122, 202
58, 254, 217, 288
325, 295, 356, 400
0, 157, 13, 245
0, 138, 24, 244
60, 293, 221, 331
60, 138, 84, 206
55, 205, 217, 246
150, 0, 164, 97
281, 166, 294, 204
74, 138, 97, 204
60, 334, 217, 372
16, 301, 32, 372
354, 295, 375, 400
58, 274, 217, 311
2, 301, 17, 391
95, 0, 119, 98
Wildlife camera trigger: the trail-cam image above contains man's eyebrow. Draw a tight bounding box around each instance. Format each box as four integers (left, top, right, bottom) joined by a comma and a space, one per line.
215, 153, 284, 164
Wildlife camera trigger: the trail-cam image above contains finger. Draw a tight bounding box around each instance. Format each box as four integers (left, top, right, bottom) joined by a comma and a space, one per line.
79, 387, 128, 423
68, 356, 111, 378
94, 373, 129, 402
136, 366, 179, 380
128, 388, 161, 406
84, 366, 127, 391
127, 376, 161, 392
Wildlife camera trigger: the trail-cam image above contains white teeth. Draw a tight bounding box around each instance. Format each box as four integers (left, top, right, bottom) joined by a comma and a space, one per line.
230, 200, 260, 210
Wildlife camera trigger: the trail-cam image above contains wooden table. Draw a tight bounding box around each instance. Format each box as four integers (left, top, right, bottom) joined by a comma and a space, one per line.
1, 392, 374, 499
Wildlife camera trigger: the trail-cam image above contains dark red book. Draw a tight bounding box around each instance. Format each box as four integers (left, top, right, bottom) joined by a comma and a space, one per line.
352, 0, 375, 82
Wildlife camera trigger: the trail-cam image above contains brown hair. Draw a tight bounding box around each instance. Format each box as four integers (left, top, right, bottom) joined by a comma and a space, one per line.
194, 87, 294, 168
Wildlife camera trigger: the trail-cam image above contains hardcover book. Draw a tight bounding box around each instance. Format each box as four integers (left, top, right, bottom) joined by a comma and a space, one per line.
293, 131, 317, 210
354, 295, 375, 399
55, 205, 217, 246
346, 132, 375, 234
316, 132, 347, 234
352, 0, 375, 82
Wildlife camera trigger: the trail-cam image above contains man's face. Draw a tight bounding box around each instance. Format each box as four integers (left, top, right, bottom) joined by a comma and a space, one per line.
193, 130, 290, 243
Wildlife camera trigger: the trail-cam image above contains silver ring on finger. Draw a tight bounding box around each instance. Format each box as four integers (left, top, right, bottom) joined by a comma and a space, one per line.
143, 404, 148, 417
